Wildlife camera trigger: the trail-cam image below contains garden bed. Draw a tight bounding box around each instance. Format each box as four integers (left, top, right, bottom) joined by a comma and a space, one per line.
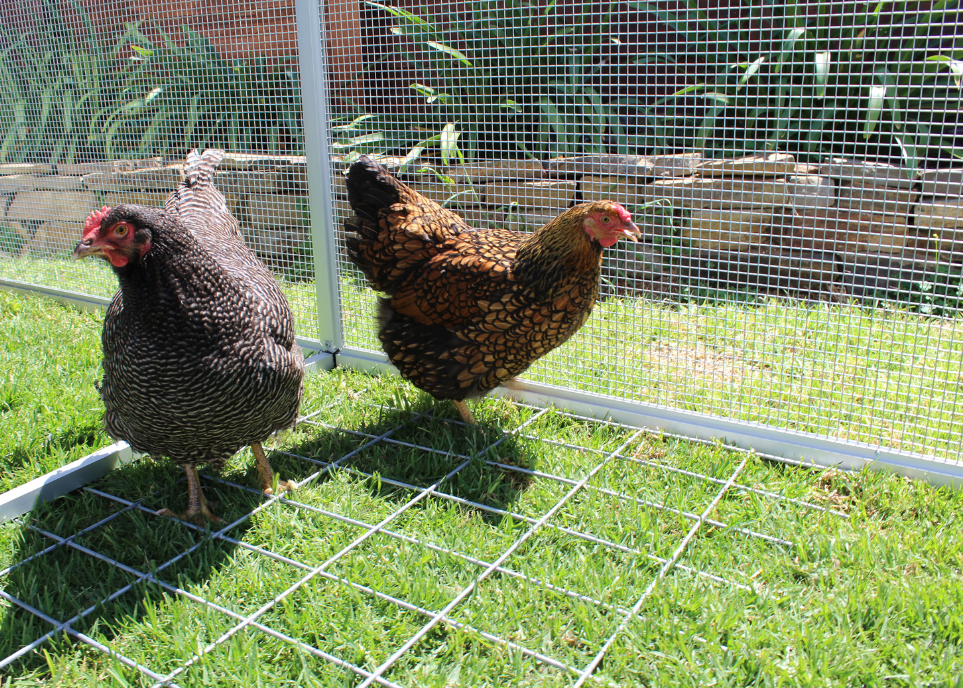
3, 151, 961, 309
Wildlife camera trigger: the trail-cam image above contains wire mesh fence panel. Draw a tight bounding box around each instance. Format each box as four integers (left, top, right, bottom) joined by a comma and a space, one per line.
328, 0, 963, 463
0, 0, 321, 341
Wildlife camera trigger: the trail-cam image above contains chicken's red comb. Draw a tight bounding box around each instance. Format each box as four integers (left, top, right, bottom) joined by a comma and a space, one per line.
82, 206, 111, 241
614, 203, 633, 224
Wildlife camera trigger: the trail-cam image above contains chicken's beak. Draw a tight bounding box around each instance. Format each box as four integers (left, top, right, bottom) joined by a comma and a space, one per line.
73, 240, 102, 261
621, 221, 641, 242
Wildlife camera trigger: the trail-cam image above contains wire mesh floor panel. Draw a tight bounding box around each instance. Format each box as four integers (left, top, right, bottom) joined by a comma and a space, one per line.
0, 378, 865, 687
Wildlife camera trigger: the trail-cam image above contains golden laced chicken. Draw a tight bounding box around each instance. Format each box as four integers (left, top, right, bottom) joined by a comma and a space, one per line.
73, 149, 304, 524
344, 156, 640, 423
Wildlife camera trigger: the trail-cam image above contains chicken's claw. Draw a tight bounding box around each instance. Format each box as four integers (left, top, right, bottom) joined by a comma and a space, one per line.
156, 464, 224, 526
252, 442, 295, 496
156, 504, 224, 526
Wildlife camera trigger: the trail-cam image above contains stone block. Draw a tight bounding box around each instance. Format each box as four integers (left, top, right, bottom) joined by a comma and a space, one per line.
780, 208, 911, 254
837, 182, 917, 215
101, 191, 241, 218
548, 155, 655, 177
481, 180, 577, 211
101, 191, 171, 209
696, 152, 796, 177
276, 166, 309, 193
6, 191, 99, 223
647, 153, 703, 177
55, 159, 162, 175
17, 221, 84, 258
915, 198, 963, 230
818, 157, 915, 189
581, 176, 644, 203
918, 168, 963, 197
407, 181, 478, 207
681, 247, 840, 298
241, 223, 312, 278
601, 244, 674, 296
0, 176, 29, 193
838, 251, 942, 298
0, 163, 54, 176
219, 153, 306, 171
683, 209, 774, 251
511, 213, 558, 231
246, 194, 309, 227
446, 160, 544, 182
83, 166, 184, 192
642, 177, 789, 209
788, 174, 835, 209
457, 208, 509, 229
214, 171, 281, 196
0, 175, 87, 193
907, 228, 963, 261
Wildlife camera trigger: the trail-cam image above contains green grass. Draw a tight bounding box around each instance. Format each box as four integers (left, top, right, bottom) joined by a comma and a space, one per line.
0, 290, 108, 493
1, 290, 963, 686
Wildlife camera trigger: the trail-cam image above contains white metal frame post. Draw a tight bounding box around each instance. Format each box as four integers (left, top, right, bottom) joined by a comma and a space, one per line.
295, 0, 344, 353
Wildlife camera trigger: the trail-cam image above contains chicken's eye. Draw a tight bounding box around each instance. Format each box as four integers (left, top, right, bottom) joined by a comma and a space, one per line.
600, 215, 612, 224
114, 224, 130, 237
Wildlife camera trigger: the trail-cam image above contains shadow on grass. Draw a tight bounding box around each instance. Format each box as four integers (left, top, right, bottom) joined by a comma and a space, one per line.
276, 395, 539, 521
0, 395, 538, 676
0, 456, 255, 677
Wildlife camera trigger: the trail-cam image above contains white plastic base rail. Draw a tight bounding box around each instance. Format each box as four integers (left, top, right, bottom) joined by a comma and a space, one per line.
337, 346, 963, 490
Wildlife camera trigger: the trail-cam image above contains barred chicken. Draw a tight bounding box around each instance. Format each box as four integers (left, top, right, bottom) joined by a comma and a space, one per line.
73, 149, 304, 524
344, 156, 640, 423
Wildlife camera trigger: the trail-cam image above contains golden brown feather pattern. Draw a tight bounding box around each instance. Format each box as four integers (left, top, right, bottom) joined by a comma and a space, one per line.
344, 156, 640, 415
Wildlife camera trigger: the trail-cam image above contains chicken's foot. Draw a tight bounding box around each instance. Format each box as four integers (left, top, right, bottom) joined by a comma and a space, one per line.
252, 442, 296, 495
157, 465, 224, 525
453, 400, 477, 425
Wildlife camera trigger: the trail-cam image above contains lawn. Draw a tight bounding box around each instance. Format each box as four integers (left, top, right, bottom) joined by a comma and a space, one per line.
1, 289, 962, 686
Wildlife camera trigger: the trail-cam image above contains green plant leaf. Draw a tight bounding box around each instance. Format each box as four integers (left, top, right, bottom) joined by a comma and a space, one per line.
813, 51, 830, 98
330, 132, 385, 149
927, 54, 963, 88
737, 56, 766, 87
365, 1, 431, 28
865, 84, 887, 139
425, 40, 472, 67
440, 122, 459, 166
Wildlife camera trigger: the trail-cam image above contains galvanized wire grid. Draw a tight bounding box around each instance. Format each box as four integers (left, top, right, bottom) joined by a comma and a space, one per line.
0, 394, 847, 685
331, 0, 963, 462
0, 0, 320, 340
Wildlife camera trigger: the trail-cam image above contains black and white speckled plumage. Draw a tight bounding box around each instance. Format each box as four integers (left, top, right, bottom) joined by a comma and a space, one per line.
97, 149, 304, 471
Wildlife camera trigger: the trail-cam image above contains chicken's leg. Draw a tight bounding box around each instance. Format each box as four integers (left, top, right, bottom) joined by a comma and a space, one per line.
252, 442, 296, 495
157, 465, 223, 525
453, 400, 477, 425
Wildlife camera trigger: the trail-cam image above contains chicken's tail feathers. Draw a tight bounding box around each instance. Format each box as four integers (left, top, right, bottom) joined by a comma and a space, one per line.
343, 155, 471, 295
166, 149, 243, 242
344, 155, 407, 223
183, 149, 225, 190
